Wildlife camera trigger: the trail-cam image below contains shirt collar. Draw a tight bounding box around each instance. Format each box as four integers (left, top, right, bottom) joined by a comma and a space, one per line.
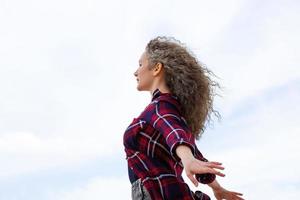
151, 88, 177, 101
151, 88, 161, 101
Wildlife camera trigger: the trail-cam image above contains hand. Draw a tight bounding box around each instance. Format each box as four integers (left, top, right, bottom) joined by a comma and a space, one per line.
182, 157, 225, 187
213, 187, 244, 200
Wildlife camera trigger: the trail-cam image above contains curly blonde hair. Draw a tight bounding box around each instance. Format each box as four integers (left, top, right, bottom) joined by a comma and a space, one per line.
146, 36, 220, 139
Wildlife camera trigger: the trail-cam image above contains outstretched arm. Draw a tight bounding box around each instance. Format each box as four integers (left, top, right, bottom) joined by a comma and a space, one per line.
208, 179, 244, 200
176, 145, 244, 200
175, 145, 225, 187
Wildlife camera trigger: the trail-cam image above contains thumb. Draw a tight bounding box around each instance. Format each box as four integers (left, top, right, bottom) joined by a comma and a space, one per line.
187, 174, 198, 187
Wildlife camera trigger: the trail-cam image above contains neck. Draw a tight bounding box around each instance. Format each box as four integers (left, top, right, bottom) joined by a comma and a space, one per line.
150, 83, 171, 95
149, 73, 170, 95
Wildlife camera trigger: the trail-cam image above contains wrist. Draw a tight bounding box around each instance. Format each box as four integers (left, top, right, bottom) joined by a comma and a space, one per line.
181, 155, 195, 166
208, 180, 222, 191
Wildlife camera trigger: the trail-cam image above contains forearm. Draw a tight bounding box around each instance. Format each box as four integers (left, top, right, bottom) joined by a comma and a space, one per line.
175, 145, 194, 165
208, 179, 223, 190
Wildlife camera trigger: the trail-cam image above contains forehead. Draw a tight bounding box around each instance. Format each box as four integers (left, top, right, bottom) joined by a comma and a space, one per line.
139, 51, 148, 62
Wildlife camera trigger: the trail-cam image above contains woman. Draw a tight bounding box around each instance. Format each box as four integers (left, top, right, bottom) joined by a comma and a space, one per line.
123, 36, 244, 200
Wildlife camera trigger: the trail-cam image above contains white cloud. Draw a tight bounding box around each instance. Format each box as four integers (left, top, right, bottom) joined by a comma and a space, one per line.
197, 0, 300, 116
192, 81, 300, 199
0, 0, 300, 199
0, 131, 123, 179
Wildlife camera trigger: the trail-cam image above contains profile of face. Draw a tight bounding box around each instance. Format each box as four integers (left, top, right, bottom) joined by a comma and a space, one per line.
133, 51, 155, 91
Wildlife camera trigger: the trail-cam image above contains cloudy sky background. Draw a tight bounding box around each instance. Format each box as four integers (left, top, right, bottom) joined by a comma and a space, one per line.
0, 0, 299, 199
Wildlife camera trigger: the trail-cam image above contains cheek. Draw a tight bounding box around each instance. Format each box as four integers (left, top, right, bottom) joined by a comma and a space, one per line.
138, 73, 150, 84
141, 76, 153, 87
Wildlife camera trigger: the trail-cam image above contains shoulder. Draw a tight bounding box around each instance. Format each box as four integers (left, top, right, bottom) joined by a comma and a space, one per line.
154, 94, 181, 108
138, 95, 183, 121
147, 95, 181, 114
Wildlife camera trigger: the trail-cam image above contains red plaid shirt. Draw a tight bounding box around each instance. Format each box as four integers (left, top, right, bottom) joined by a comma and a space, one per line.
123, 88, 215, 200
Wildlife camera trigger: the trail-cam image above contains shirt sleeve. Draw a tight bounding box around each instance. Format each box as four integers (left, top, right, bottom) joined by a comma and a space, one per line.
142, 98, 196, 162
195, 148, 216, 184
143, 98, 216, 184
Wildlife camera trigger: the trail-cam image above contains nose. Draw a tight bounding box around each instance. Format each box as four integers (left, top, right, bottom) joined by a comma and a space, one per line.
134, 70, 138, 77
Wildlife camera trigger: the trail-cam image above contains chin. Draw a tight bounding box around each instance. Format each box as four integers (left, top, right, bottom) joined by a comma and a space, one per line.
136, 85, 146, 91
136, 85, 142, 91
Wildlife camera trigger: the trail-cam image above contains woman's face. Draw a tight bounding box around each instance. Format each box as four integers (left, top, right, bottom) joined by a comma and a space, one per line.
134, 52, 155, 91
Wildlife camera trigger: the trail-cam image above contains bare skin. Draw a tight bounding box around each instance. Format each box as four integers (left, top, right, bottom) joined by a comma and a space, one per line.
134, 51, 244, 200
176, 145, 244, 200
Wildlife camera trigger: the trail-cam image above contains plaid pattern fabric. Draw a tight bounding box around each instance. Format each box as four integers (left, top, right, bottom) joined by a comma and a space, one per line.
123, 88, 215, 200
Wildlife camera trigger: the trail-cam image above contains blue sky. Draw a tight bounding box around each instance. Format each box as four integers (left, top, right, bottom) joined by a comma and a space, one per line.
0, 0, 299, 199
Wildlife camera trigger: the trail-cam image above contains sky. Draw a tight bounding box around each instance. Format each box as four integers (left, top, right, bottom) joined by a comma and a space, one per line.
0, 0, 299, 199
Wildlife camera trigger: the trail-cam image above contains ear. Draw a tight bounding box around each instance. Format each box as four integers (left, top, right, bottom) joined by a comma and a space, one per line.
152, 62, 163, 76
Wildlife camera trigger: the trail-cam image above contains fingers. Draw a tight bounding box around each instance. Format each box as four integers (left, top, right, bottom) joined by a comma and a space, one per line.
209, 161, 222, 165
187, 173, 198, 187
196, 160, 226, 177
230, 191, 244, 200
187, 160, 226, 177
232, 192, 243, 196
203, 168, 225, 177
234, 195, 245, 200
206, 162, 225, 170
211, 169, 225, 177
233, 192, 244, 200
205, 161, 224, 168
204, 161, 226, 176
